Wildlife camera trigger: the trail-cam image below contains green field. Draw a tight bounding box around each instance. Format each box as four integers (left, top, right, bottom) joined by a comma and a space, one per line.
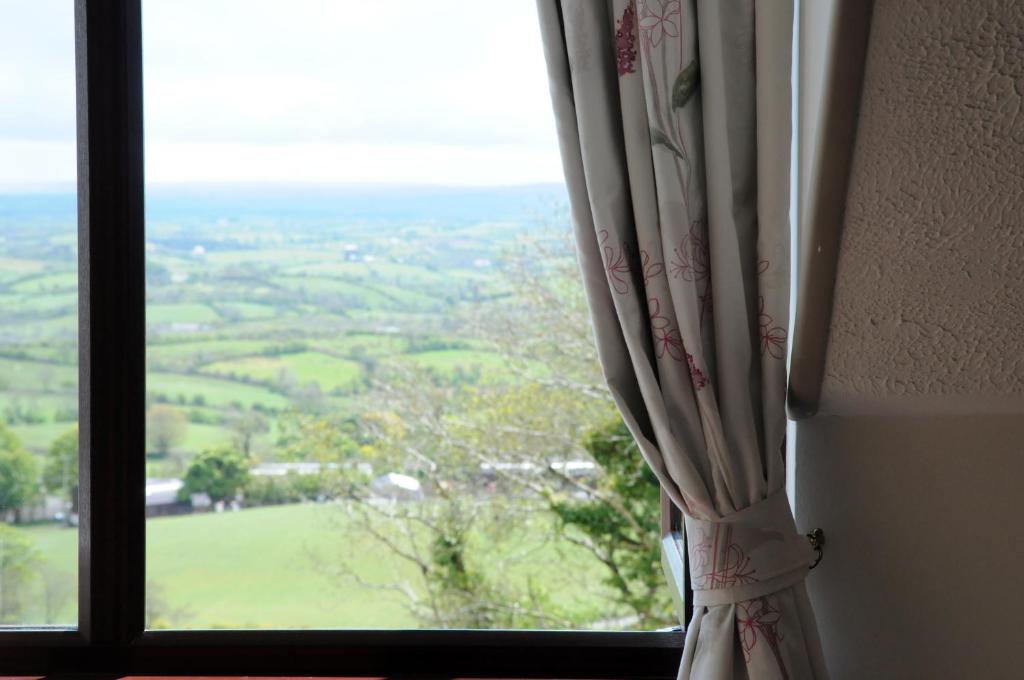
147, 372, 289, 410
409, 349, 511, 382
0, 256, 46, 274
0, 186, 643, 630
148, 303, 222, 325
148, 338, 282, 369
201, 351, 363, 393
22, 502, 612, 629
10, 271, 77, 293
6, 291, 77, 315
0, 190, 570, 465
313, 332, 409, 357
0, 356, 76, 389
216, 302, 278, 320
11, 420, 77, 452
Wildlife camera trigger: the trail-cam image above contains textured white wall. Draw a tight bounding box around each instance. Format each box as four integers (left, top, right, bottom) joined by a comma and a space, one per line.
820, 0, 1024, 417
796, 1, 1024, 677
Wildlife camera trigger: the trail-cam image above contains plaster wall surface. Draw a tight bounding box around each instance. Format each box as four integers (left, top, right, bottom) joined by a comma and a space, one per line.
819, 0, 1024, 416
795, 2, 1024, 678
795, 416, 1024, 679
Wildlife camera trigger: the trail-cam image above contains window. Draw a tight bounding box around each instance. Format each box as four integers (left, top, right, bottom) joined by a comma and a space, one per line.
2, 0, 684, 675
0, 0, 78, 627
139, 0, 680, 633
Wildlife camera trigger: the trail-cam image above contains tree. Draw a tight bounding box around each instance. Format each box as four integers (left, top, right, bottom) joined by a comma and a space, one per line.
274, 410, 367, 466
0, 522, 41, 622
323, 478, 572, 629
228, 410, 269, 458
40, 564, 74, 624
146, 580, 193, 629
43, 426, 79, 516
147, 404, 188, 456
315, 233, 672, 629
0, 421, 39, 521
548, 419, 673, 626
180, 447, 249, 504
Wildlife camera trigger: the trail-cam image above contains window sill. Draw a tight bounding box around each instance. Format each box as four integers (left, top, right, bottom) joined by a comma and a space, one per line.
0, 628, 684, 678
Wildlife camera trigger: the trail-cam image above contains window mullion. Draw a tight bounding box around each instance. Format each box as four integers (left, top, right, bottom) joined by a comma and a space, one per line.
660, 488, 692, 627
76, 0, 147, 646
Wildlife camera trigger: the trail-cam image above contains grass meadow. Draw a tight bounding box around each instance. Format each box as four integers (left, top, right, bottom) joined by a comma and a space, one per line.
24, 502, 613, 629
2, 184, 630, 630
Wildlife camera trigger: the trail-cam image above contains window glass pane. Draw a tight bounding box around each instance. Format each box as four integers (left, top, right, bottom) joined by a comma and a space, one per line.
143, 0, 671, 630
0, 0, 79, 626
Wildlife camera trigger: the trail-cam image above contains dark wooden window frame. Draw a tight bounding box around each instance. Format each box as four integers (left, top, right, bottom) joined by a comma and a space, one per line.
0, 1, 687, 676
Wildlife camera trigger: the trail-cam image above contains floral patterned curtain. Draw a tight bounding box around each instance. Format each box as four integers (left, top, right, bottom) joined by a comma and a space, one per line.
536, 1, 828, 678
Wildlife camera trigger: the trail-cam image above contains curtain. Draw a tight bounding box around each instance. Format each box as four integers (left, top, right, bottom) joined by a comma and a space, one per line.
537, 1, 827, 678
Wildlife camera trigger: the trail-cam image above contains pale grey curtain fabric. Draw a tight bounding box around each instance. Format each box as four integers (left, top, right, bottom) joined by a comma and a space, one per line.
537, 1, 827, 678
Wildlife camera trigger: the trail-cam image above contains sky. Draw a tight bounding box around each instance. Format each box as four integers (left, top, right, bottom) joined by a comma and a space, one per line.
0, 0, 564, 187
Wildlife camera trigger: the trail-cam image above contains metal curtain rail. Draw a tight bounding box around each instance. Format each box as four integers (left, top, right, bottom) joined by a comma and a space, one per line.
787, 0, 876, 419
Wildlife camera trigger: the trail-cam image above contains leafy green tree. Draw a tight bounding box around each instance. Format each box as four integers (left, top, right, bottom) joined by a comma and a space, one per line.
0, 422, 39, 520
548, 418, 673, 627
180, 447, 250, 504
0, 522, 41, 622
228, 410, 269, 458
43, 426, 79, 515
147, 404, 188, 456
274, 411, 370, 469
320, 234, 672, 629
419, 496, 562, 628
327, 481, 572, 629
244, 474, 299, 506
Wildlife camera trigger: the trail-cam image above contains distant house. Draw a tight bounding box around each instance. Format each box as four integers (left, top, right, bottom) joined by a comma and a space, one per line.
6, 494, 66, 524
478, 460, 596, 479
477, 460, 597, 495
370, 472, 423, 501
145, 478, 191, 518
250, 461, 342, 477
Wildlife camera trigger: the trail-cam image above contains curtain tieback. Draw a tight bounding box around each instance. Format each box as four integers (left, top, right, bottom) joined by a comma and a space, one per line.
684, 491, 815, 606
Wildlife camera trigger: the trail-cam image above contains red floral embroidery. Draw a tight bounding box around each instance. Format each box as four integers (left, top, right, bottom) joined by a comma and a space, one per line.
649, 297, 683, 361
614, 1, 638, 76
599, 229, 632, 295
638, 0, 681, 48
648, 297, 669, 330
691, 528, 711, 572
686, 352, 708, 390
693, 528, 789, 676
655, 327, 685, 362
670, 221, 709, 283
671, 221, 713, 328
640, 249, 663, 287
758, 296, 787, 360
738, 598, 789, 678
692, 525, 756, 590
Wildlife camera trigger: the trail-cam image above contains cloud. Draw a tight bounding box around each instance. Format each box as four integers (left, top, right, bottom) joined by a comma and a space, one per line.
145, 141, 564, 185
0, 0, 564, 185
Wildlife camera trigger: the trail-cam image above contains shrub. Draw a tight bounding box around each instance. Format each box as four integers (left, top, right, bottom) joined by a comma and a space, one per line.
180, 447, 250, 504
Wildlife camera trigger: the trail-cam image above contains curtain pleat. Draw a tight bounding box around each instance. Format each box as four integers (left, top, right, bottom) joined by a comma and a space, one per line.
537, 1, 827, 678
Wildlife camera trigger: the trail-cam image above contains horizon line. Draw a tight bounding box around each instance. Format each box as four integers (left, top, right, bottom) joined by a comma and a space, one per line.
0, 180, 567, 195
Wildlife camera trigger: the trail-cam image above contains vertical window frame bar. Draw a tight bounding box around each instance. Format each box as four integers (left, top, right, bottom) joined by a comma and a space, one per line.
660, 489, 692, 627
75, 0, 147, 646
